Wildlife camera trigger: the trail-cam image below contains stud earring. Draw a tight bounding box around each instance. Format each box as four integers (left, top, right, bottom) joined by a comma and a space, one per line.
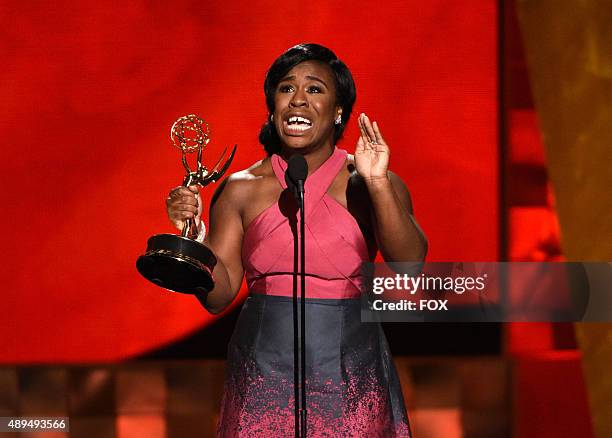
334, 114, 342, 125
270, 114, 274, 122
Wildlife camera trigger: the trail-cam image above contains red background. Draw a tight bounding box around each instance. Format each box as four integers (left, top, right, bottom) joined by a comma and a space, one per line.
0, 0, 497, 362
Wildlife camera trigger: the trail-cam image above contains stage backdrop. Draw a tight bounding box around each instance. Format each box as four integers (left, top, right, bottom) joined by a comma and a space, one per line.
0, 0, 497, 362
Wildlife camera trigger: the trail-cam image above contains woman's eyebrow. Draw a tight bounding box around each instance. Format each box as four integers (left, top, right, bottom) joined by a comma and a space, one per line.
278, 75, 329, 88
305, 76, 329, 88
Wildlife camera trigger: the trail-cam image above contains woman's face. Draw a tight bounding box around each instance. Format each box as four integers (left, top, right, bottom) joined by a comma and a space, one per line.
273, 60, 341, 152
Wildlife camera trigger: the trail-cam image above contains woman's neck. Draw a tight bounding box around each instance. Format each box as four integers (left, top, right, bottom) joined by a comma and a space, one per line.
279, 143, 335, 176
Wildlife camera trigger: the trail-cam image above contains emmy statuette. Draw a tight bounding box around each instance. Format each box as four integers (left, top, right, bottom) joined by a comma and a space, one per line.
136, 114, 236, 295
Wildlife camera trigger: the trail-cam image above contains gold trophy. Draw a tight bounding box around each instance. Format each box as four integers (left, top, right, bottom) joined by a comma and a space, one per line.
136, 114, 236, 294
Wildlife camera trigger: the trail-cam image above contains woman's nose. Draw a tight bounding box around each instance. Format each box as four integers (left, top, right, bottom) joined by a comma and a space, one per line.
289, 88, 308, 107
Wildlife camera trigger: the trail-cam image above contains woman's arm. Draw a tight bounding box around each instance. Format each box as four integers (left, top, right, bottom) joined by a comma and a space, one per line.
365, 171, 427, 262
355, 113, 428, 262
167, 179, 245, 314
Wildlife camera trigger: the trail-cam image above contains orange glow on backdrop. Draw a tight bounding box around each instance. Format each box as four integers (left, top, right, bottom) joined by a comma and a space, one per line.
0, 0, 497, 362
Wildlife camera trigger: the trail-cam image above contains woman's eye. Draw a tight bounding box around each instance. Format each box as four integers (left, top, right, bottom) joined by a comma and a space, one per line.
307, 86, 322, 93
279, 85, 294, 93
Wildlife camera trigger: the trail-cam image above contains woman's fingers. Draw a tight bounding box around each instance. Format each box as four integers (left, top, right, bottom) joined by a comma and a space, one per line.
372, 121, 385, 145
361, 114, 378, 144
173, 204, 198, 213
168, 188, 198, 205
359, 113, 385, 147
355, 135, 367, 153
166, 185, 201, 227
357, 115, 371, 150
168, 205, 197, 216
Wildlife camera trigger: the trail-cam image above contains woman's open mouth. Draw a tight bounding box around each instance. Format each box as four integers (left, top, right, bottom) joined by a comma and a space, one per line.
283, 115, 312, 134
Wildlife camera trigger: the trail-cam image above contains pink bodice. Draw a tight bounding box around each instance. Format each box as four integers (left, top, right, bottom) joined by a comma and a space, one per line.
241, 148, 370, 299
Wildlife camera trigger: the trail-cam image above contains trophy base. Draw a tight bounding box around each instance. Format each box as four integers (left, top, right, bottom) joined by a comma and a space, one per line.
136, 234, 217, 295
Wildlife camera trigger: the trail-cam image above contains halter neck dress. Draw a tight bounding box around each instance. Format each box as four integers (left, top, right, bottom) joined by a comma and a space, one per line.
217, 148, 411, 437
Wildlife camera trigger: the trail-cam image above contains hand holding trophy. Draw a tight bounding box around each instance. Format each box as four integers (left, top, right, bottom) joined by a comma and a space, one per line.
136, 114, 236, 295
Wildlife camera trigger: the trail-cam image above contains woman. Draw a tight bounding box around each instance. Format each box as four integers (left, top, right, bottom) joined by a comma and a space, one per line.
167, 43, 427, 437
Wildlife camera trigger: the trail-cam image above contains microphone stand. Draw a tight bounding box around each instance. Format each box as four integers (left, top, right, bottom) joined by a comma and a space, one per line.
286, 155, 308, 438
297, 180, 307, 438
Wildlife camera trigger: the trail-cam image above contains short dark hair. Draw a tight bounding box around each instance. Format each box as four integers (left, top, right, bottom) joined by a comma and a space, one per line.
258, 43, 357, 155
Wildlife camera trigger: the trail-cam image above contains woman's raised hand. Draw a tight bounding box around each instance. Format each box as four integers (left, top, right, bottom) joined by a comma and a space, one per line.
166, 185, 203, 231
355, 113, 390, 181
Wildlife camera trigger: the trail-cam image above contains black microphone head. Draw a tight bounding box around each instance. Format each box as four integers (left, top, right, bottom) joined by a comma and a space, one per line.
287, 154, 308, 183
285, 170, 296, 193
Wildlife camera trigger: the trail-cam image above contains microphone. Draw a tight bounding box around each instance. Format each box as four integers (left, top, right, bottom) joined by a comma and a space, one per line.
285, 154, 308, 205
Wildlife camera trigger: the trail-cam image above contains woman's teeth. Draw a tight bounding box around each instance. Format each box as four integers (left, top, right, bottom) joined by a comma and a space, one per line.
284, 116, 313, 132
288, 116, 312, 125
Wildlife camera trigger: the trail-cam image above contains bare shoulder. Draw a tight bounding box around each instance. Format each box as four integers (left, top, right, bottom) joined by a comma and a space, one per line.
210, 158, 273, 208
